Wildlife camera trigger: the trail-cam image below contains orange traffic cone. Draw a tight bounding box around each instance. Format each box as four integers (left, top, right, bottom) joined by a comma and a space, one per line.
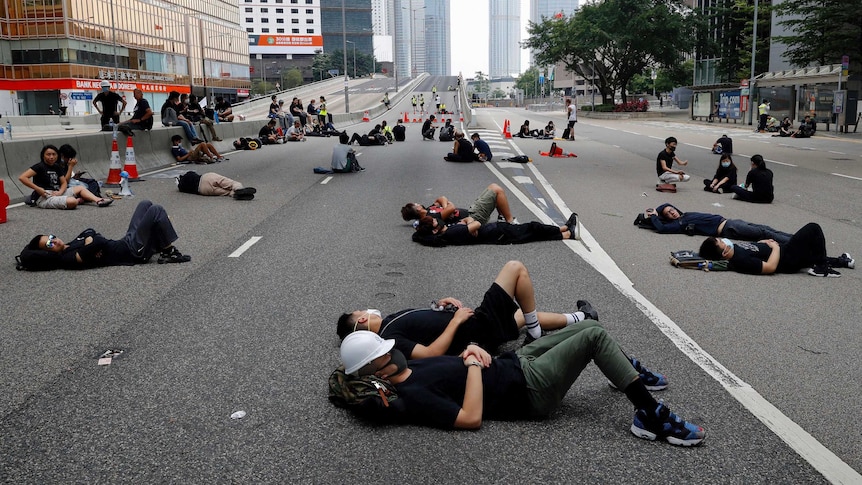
459, 111, 464, 122
403, 111, 409, 123
0, 180, 10, 224
105, 138, 123, 185
503, 119, 512, 139
362, 111, 370, 122
122, 136, 139, 180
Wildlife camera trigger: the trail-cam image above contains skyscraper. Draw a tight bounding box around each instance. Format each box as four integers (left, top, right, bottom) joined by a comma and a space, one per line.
489, 0, 520, 78
423, 0, 451, 76
529, 0, 579, 67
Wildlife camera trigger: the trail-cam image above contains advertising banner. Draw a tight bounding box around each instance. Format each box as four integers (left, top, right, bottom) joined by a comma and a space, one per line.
718, 90, 741, 119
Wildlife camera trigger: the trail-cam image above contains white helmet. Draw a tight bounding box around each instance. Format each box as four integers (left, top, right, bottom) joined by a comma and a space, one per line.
100, 80, 111, 88
340, 330, 394, 375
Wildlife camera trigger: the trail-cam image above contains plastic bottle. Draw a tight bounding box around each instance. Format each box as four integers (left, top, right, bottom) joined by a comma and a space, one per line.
5, 121, 11, 140
109, 120, 117, 139
698, 261, 713, 270
214, 111, 220, 124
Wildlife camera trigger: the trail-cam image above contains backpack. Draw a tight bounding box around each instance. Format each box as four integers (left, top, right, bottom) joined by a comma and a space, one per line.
176, 171, 202, 194
506, 155, 532, 163
669, 250, 729, 271
233, 137, 261, 150
655, 183, 677, 193
328, 366, 399, 422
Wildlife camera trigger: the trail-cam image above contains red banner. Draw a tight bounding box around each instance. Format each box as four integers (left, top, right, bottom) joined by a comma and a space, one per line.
0, 79, 191, 93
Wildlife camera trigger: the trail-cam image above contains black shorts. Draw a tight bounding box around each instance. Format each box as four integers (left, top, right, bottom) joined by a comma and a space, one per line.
455, 283, 519, 351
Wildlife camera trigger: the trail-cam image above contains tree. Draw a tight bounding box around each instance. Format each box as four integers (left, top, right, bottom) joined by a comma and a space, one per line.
285, 68, 303, 88
472, 71, 490, 98
523, 0, 696, 104
515, 66, 540, 98
774, 0, 862, 73
491, 88, 506, 99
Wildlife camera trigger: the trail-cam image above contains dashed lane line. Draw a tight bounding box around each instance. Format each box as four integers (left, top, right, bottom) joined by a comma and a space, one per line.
228, 237, 261, 258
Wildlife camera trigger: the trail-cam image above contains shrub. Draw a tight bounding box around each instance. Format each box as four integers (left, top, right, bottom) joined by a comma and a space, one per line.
613, 100, 650, 112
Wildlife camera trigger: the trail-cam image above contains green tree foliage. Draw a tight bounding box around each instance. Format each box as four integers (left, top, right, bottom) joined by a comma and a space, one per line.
515, 66, 540, 97
285, 68, 303, 88
312, 50, 378, 80
523, 0, 696, 103
471, 71, 490, 97
774, 0, 862, 72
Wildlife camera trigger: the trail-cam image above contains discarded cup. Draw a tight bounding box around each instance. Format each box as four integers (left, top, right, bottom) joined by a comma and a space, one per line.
230, 410, 246, 420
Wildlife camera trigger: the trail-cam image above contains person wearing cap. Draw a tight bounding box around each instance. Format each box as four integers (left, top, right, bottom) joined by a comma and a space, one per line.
92, 80, 126, 131
337, 260, 602, 356
337, 325, 706, 446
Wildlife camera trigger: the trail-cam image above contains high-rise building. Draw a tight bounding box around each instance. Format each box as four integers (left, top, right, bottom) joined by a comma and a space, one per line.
423, 0, 450, 76
393, 0, 423, 79
529, 0, 579, 67
320, 0, 373, 76
489, 0, 520, 78
0, 0, 249, 116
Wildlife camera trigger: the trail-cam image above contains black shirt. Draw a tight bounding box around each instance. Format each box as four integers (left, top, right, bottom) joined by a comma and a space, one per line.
656, 149, 676, 177
93, 91, 123, 114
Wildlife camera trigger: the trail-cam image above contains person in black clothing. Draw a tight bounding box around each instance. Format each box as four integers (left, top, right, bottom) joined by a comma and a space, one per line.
791, 115, 817, 138
349, 125, 387, 146
699, 223, 854, 278
185, 94, 221, 141
117, 89, 153, 135
258, 119, 280, 144
214, 96, 234, 122
392, 119, 406, 141
444, 132, 474, 162
774, 117, 792, 137
92, 80, 126, 130
703, 153, 738, 193
641, 202, 792, 243
413, 213, 580, 246
438, 120, 455, 141
730, 154, 774, 203
16, 200, 191, 271
711, 134, 733, 154
421, 115, 437, 140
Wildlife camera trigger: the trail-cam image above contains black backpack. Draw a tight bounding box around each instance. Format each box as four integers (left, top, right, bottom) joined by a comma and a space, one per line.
176, 171, 202, 194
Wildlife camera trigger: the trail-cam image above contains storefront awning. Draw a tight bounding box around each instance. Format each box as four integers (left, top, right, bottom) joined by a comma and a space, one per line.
755, 64, 842, 86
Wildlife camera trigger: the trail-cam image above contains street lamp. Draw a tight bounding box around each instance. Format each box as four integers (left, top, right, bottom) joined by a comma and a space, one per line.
402, 4, 425, 77
341, 0, 349, 112
346, 40, 356, 79
748, 0, 759, 127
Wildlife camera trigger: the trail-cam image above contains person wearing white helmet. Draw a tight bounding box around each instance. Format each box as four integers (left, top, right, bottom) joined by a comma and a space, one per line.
337, 327, 706, 446
92, 80, 126, 131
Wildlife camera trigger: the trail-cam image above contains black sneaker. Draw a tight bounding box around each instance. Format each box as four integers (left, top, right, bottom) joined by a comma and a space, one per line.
631, 401, 705, 446
522, 330, 547, 347
233, 187, 257, 200
565, 212, 580, 240
576, 300, 598, 321
839, 253, 855, 269
609, 356, 668, 391
808, 265, 841, 277
158, 247, 191, 264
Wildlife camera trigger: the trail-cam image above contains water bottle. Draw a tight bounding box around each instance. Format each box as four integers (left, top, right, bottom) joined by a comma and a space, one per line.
214, 111, 220, 124
698, 261, 713, 270
109, 120, 117, 139
5, 121, 11, 140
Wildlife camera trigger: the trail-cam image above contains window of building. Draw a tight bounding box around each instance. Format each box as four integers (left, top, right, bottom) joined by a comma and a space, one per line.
260, 7, 268, 12
305, 19, 313, 24
306, 29, 314, 34
305, 0, 312, 3
262, 28, 269, 33
245, 7, 252, 12
246, 27, 254, 32
291, 8, 298, 13
291, 18, 298, 23
292, 28, 299, 33
261, 18, 269, 23
276, 18, 283, 23
245, 17, 253, 22
290, 0, 297, 3
277, 28, 285, 33
306, 9, 313, 13
276, 8, 283, 12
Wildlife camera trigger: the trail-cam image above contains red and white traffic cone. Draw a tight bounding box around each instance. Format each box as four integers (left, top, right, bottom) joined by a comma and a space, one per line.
122, 136, 139, 180
105, 138, 123, 186
0, 180, 10, 224
362, 111, 370, 122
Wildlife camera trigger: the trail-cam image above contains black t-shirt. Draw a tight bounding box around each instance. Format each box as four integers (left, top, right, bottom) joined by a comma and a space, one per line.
93, 91, 123, 113
427, 205, 468, 224
393, 125, 406, 140
259, 126, 275, 138
59, 233, 138, 269
456, 139, 474, 158
380, 309, 459, 358
216, 100, 232, 112
393, 353, 529, 429
269, 102, 279, 116
29, 161, 64, 191
656, 149, 675, 176
712, 164, 737, 185
745, 168, 774, 200
728, 241, 771, 275
716, 136, 733, 153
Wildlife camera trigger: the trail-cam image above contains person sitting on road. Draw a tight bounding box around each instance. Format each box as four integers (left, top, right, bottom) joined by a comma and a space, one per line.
699, 223, 854, 278
412, 213, 580, 247
639, 202, 792, 243
336, 320, 704, 445
656, 136, 690, 184
214, 96, 235, 122
791, 115, 817, 138
258, 119, 281, 145
703, 153, 738, 193
380, 120, 394, 143
56, 144, 101, 197
711, 134, 733, 154
540, 121, 556, 139
421, 115, 437, 140
337, 261, 603, 353
160, 91, 203, 144
401, 183, 518, 225
349, 125, 387, 146
517, 120, 534, 138
471, 133, 492, 161
175, 170, 256, 200
774, 117, 792, 137
444, 132, 474, 162
183, 94, 221, 141
438, 120, 455, 141
19, 144, 113, 209
117, 88, 153, 136
171, 135, 225, 164
392, 119, 407, 142
285, 120, 306, 142
331, 132, 364, 173
15, 200, 191, 271
729, 154, 774, 203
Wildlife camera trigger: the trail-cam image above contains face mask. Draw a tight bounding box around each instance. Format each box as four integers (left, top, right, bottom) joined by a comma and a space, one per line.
380, 349, 408, 378
366, 309, 381, 319
721, 238, 734, 250
721, 162, 731, 168
668, 146, 676, 152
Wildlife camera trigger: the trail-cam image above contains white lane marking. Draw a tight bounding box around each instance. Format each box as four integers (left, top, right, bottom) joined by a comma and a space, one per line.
613, 145, 620, 148
734, 153, 798, 167
6, 202, 25, 209
832, 173, 862, 181
683, 143, 711, 150
320, 176, 334, 185
481, 149, 860, 485
512, 175, 533, 184
228, 237, 261, 258
828, 151, 846, 155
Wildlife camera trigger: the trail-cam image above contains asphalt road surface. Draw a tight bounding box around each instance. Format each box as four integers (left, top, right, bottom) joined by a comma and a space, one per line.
1, 86, 860, 483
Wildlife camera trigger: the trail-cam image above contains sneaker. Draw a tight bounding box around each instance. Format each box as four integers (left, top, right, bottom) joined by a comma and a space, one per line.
96, 198, 113, 208
157, 247, 191, 264
522, 330, 548, 347
565, 213, 580, 240
628, 357, 668, 391
576, 300, 598, 321
496, 215, 519, 224
233, 187, 257, 201
212, 137, 223, 142
631, 401, 705, 446
839, 253, 855, 269
808, 265, 841, 277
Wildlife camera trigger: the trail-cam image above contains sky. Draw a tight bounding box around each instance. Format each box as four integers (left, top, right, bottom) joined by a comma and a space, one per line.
449, 0, 531, 77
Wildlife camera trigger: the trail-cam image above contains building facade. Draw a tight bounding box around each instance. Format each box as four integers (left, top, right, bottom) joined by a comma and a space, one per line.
528, 0, 578, 68
489, 0, 520, 79
422, 0, 449, 76
0, 0, 249, 116
320, 0, 372, 69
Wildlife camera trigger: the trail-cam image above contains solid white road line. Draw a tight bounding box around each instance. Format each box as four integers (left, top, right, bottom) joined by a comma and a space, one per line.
228, 237, 261, 258
832, 173, 862, 181
481, 137, 861, 484
320, 176, 334, 185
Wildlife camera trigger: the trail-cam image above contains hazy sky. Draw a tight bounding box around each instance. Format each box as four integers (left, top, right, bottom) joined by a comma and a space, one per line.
449, 0, 531, 77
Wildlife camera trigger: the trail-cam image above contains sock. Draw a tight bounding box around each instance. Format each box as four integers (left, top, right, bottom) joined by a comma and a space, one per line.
565, 312, 586, 325
524, 310, 540, 339
624, 379, 659, 412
